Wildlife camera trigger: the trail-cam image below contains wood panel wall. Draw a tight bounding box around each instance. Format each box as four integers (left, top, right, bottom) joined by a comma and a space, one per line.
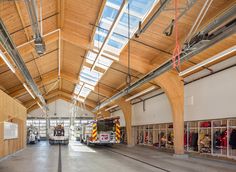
0, 90, 27, 158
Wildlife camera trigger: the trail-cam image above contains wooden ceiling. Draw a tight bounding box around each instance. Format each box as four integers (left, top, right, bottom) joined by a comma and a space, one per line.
0, 0, 235, 113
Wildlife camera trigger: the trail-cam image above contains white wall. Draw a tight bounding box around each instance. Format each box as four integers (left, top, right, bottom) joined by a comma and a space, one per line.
132, 93, 172, 125
30, 65, 236, 125
184, 66, 236, 121
29, 99, 94, 118
112, 66, 236, 126
111, 110, 126, 127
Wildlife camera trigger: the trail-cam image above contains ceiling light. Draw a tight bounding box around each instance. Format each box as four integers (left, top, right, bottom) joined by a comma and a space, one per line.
125, 86, 156, 102
37, 102, 46, 114
23, 83, 35, 99
179, 45, 236, 76
37, 102, 43, 109
0, 50, 15, 73
0, 19, 48, 110
105, 104, 118, 111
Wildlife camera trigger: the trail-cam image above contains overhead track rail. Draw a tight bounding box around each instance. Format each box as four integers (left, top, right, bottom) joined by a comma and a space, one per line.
135, 0, 171, 38
24, 0, 46, 55
93, 6, 236, 112
0, 19, 48, 111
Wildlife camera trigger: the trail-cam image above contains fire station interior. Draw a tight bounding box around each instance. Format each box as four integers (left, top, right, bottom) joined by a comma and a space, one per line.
0, 0, 236, 172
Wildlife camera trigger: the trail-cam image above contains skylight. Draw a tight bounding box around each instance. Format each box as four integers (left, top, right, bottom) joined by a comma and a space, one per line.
74, 0, 158, 102
74, 66, 103, 100
80, 66, 102, 86
74, 83, 82, 95
74, 95, 85, 103
79, 86, 91, 98
86, 51, 113, 70
107, 0, 123, 6
94, 0, 157, 54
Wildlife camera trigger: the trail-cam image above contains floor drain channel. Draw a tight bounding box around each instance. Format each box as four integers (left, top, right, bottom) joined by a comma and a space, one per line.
58, 144, 62, 172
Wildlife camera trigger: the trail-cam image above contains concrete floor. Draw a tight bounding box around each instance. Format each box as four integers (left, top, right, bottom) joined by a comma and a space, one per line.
0, 141, 236, 172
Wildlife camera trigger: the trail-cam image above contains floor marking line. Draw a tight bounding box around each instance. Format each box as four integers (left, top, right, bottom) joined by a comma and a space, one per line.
106, 148, 170, 172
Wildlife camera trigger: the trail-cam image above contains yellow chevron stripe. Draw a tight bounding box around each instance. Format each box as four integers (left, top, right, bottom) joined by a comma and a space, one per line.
116, 129, 121, 141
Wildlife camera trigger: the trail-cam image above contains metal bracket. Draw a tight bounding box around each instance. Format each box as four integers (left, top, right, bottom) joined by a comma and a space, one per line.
165, 19, 175, 36
163, 0, 197, 35
143, 100, 146, 112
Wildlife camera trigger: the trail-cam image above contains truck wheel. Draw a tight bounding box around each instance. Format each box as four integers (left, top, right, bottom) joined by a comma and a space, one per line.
86, 140, 90, 146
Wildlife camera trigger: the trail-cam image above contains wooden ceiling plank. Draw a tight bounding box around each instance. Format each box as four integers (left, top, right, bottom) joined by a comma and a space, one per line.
58, 0, 65, 28
17, 30, 59, 56
61, 30, 89, 50
27, 94, 93, 113
25, 88, 97, 109
9, 70, 58, 98
14, 1, 31, 41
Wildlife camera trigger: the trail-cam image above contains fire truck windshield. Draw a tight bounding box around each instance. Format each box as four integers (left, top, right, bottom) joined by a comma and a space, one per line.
97, 120, 115, 132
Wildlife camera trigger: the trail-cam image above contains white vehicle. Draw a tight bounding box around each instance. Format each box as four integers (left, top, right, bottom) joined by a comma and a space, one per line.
27, 125, 40, 144
82, 116, 120, 146
49, 125, 69, 145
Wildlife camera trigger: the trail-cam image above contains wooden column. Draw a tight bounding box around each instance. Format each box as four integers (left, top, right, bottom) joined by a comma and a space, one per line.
116, 98, 133, 146
154, 71, 184, 155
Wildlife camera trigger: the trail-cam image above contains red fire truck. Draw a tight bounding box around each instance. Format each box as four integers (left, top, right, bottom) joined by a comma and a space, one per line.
81, 116, 120, 145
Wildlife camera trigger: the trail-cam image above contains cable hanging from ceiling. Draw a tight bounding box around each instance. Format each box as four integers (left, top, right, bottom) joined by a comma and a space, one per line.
172, 0, 181, 70
126, 2, 131, 88
97, 26, 101, 116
